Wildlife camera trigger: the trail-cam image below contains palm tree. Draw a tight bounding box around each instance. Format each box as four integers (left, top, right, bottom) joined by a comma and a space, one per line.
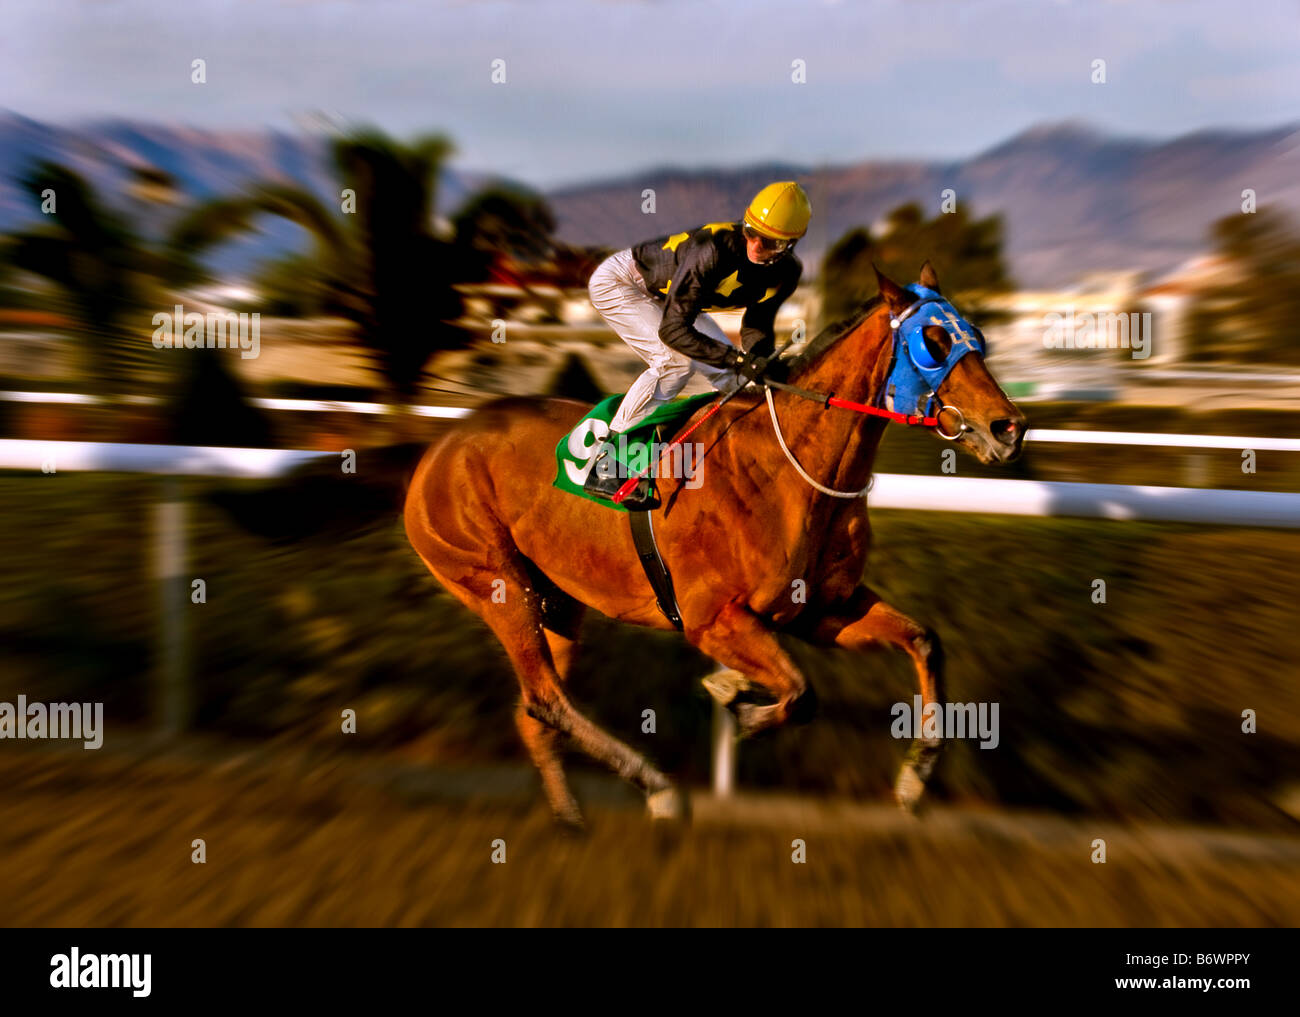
7, 162, 151, 393
170, 128, 556, 402
2, 161, 277, 442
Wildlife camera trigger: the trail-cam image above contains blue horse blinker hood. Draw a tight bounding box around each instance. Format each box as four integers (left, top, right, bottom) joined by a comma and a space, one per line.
880, 285, 987, 421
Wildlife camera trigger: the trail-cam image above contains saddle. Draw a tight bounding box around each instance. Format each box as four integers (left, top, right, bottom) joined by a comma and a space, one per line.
553, 392, 717, 630
552, 391, 716, 511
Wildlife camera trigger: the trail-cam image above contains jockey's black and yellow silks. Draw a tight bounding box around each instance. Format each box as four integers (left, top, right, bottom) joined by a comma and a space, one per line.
630, 221, 802, 368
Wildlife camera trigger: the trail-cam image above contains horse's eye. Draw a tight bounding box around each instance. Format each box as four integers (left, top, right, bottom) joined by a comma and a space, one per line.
920, 325, 952, 365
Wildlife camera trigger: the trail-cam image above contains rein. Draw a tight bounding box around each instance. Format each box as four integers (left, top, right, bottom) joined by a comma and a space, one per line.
764, 378, 941, 428
761, 379, 964, 498
764, 385, 873, 498
610, 296, 977, 504
611, 373, 966, 505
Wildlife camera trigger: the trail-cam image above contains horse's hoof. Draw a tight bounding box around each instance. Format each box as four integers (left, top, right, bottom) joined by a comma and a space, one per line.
734, 701, 780, 739
894, 764, 926, 814
553, 810, 587, 836
702, 668, 751, 707
646, 787, 689, 822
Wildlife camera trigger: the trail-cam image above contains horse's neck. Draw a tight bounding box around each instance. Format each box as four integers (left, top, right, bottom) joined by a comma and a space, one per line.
767, 306, 894, 492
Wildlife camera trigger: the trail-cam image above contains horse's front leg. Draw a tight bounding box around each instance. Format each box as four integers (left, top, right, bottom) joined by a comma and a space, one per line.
808, 586, 945, 812
690, 602, 814, 737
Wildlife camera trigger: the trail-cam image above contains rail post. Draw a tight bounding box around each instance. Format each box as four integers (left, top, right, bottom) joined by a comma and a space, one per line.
153, 476, 193, 735
710, 665, 737, 797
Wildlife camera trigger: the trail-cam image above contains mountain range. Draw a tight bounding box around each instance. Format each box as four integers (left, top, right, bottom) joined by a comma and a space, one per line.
2, 112, 1298, 288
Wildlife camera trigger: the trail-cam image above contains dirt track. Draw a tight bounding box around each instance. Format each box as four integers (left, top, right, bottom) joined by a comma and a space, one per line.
1, 740, 1298, 927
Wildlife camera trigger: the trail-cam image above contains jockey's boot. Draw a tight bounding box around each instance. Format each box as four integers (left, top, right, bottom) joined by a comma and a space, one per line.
583, 437, 658, 510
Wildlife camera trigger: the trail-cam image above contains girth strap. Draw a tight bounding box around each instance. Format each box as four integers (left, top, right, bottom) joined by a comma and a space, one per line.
627, 508, 683, 630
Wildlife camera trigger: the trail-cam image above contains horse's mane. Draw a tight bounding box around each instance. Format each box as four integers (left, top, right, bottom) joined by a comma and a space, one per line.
784, 294, 884, 380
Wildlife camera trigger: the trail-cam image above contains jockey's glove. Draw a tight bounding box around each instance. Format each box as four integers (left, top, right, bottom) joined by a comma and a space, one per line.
724, 348, 786, 386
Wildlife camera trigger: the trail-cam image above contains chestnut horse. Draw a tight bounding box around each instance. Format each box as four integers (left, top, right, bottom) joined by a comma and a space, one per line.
404, 263, 1025, 827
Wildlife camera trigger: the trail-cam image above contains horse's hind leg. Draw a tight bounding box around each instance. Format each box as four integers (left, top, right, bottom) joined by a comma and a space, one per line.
414, 546, 682, 822
407, 441, 683, 822
808, 586, 945, 813
515, 576, 586, 829
520, 670, 684, 821
516, 697, 582, 829
500, 560, 684, 820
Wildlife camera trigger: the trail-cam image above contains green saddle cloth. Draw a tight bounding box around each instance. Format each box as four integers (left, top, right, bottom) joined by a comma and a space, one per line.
553, 392, 717, 511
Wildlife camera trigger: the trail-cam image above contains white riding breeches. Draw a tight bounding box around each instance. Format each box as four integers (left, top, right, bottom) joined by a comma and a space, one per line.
588, 248, 742, 434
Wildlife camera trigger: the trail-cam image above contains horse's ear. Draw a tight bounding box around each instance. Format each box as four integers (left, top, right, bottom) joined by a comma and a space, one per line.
919, 259, 941, 293
873, 263, 912, 315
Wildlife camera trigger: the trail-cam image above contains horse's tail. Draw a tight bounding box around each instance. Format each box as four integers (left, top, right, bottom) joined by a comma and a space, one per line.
205, 441, 431, 544
204, 391, 595, 544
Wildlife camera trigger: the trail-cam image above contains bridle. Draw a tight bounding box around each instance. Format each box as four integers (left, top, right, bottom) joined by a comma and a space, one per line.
761, 286, 984, 497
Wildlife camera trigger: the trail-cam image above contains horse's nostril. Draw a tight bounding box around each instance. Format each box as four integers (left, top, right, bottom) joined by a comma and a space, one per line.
991, 418, 1023, 445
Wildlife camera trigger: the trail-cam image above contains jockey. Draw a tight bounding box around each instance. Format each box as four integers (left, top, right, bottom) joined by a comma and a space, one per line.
583, 181, 810, 503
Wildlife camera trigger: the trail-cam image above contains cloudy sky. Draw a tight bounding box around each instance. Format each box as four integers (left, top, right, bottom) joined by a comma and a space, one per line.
2, 0, 1298, 187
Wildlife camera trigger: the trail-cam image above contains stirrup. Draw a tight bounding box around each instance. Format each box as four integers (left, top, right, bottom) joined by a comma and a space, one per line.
584, 471, 660, 509
583, 467, 624, 499
582, 441, 621, 493
582, 469, 660, 509
583, 438, 660, 509
619, 479, 660, 511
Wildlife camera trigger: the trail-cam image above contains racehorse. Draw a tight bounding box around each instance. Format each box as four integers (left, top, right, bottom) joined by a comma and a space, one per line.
404, 262, 1025, 828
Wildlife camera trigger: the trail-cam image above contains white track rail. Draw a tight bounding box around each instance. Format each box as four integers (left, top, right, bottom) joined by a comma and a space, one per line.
3, 390, 1296, 448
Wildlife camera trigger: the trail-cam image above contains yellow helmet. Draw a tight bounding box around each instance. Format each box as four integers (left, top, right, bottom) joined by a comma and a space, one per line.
743, 181, 811, 240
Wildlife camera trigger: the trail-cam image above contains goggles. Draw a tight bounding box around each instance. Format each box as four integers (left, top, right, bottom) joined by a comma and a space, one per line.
742, 224, 797, 254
